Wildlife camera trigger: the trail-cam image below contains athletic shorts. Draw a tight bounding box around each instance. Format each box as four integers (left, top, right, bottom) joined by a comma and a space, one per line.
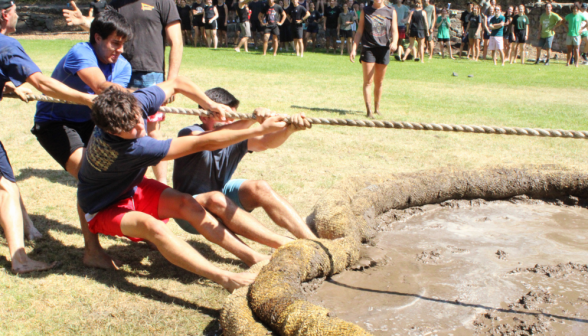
181, 21, 192, 31
129, 71, 165, 123
360, 47, 390, 65
193, 17, 204, 27
174, 179, 248, 234
536, 36, 554, 49
218, 21, 227, 31
250, 20, 263, 32
398, 26, 406, 39
483, 31, 490, 40
325, 27, 338, 38
567, 35, 581, 46
437, 37, 449, 42
306, 23, 319, 34
205, 20, 218, 30
469, 29, 481, 40
340, 29, 352, 39
240, 21, 251, 38
488, 36, 503, 51
0, 141, 15, 183
86, 178, 170, 242
30, 120, 95, 169
410, 29, 426, 39
292, 25, 304, 39
515, 30, 526, 43
264, 26, 279, 36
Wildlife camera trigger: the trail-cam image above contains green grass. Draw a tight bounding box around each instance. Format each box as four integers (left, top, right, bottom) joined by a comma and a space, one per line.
1, 38, 587, 335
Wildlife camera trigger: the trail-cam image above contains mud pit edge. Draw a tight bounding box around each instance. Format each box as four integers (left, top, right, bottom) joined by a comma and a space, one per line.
220, 165, 588, 336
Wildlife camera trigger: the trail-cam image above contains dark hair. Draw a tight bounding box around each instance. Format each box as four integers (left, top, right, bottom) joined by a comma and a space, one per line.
91, 87, 141, 134
200, 87, 240, 109
89, 8, 133, 45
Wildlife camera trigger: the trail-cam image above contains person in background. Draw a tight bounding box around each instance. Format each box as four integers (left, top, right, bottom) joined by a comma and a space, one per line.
338, 2, 354, 55
177, 0, 193, 45
578, 3, 588, 62
287, 0, 309, 56
226, 0, 235, 23
534, 3, 561, 65
481, 5, 494, 60
393, 0, 410, 59
249, 0, 266, 49
193, 0, 207, 47
235, 0, 253, 52
403, 0, 428, 62
203, 0, 219, 48
304, 1, 322, 51
564, 3, 587, 67
436, 7, 453, 59
488, 5, 505, 65
348, 0, 357, 40
279, 0, 293, 51
1, 0, 95, 274
423, 0, 435, 59
465, 4, 482, 61
260, 0, 286, 56
458, 2, 473, 59
323, 0, 341, 54
503, 5, 513, 61
509, 4, 528, 64
217, 0, 229, 47
350, 0, 397, 118
88, 0, 106, 18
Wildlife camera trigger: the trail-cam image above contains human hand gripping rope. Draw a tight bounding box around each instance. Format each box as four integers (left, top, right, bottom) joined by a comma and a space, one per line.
6, 93, 588, 139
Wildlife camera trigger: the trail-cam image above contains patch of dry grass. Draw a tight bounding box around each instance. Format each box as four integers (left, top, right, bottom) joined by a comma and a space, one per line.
0, 39, 587, 335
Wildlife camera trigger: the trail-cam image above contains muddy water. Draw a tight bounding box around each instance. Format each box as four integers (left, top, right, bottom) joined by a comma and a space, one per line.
307, 200, 588, 335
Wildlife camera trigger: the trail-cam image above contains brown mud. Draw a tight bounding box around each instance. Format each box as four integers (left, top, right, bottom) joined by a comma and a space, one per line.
307, 198, 588, 335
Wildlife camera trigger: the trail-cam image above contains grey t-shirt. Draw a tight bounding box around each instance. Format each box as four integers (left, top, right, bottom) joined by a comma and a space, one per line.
393, 4, 410, 27
361, 5, 395, 48
424, 5, 435, 29
339, 12, 355, 30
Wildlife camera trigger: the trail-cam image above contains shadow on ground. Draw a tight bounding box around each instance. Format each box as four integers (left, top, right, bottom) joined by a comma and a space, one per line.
290, 105, 366, 116
15, 168, 77, 187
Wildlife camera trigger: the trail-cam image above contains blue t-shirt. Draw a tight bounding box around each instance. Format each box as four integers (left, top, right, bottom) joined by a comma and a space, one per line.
0, 34, 41, 101
35, 42, 131, 123
172, 124, 249, 195
78, 86, 171, 214
490, 15, 505, 37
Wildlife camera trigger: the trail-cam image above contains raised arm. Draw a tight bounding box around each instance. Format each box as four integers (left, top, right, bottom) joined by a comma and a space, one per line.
63, 1, 93, 31
26, 72, 94, 107
165, 21, 183, 80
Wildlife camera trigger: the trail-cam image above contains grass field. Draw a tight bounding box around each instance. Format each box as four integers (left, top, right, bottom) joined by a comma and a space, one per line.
1, 38, 588, 335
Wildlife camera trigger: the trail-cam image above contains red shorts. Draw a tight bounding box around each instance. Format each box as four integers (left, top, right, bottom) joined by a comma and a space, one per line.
87, 178, 170, 242
147, 111, 166, 123
398, 26, 407, 40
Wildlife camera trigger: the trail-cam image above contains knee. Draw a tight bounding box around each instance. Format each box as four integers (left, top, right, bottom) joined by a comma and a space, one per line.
177, 193, 203, 217
204, 191, 231, 213
142, 218, 172, 240
243, 180, 273, 203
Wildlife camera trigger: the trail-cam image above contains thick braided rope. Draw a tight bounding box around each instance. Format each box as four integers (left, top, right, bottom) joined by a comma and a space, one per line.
7, 93, 588, 139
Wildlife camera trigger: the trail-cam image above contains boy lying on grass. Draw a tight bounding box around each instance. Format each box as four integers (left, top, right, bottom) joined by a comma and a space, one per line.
78, 77, 291, 291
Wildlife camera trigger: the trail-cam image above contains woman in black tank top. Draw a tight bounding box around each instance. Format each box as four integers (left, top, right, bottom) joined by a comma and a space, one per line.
203, 0, 219, 48
192, 0, 206, 47
402, 0, 428, 63
235, 3, 251, 52
217, 0, 229, 47
350, 0, 398, 118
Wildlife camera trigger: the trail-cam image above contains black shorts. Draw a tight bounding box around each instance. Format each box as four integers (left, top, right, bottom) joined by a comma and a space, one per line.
515, 30, 526, 43
409, 29, 426, 39
306, 23, 319, 34
483, 31, 490, 40
218, 21, 227, 31
30, 120, 95, 170
204, 20, 218, 30
250, 20, 263, 32
264, 26, 280, 36
438, 38, 449, 42
292, 25, 304, 39
181, 21, 192, 31
340, 29, 353, 39
360, 47, 390, 65
0, 141, 15, 182
193, 17, 204, 27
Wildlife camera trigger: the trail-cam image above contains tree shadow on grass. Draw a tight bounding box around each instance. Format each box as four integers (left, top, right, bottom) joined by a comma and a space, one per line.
1, 215, 254, 320
15, 168, 77, 187
290, 105, 365, 116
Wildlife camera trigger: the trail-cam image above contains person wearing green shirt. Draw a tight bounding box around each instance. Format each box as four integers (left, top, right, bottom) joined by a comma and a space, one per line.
509, 4, 529, 64
579, 3, 588, 62
435, 8, 453, 58
564, 3, 587, 67
534, 3, 562, 66
488, 5, 505, 65
423, 0, 436, 59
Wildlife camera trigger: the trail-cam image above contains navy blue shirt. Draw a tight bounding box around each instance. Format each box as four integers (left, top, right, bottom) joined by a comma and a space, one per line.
35, 42, 131, 123
172, 124, 249, 196
0, 34, 41, 101
78, 86, 171, 214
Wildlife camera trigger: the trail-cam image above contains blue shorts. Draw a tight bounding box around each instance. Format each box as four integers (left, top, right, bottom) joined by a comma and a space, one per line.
174, 179, 248, 234
129, 71, 164, 89
0, 141, 15, 183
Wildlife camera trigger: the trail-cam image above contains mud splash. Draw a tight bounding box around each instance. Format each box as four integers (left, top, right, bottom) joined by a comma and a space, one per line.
307, 199, 588, 335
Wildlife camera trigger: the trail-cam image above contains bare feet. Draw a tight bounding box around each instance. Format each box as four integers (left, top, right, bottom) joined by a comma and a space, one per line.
366, 112, 375, 119
23, 222, 43, 241
12, 257, 58, 274
221, 271, 258, 293
374, 110, 381, 115
83, 249, 122, 270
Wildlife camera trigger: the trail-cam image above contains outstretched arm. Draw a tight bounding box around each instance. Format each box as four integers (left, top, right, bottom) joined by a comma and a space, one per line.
247, 113, 311, 152
26, 72, 94, 107
63, 1, 93, 31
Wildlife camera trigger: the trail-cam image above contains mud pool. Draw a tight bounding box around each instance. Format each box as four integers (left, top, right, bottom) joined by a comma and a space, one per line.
307, 199, 588, 335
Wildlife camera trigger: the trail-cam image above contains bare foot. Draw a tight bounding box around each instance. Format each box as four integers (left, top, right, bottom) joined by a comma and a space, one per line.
366, 111, 374, 119
83, 250, 122, 270
222, 271, 258, 293
12, 258, 59, 274
374, 110, 381, 115
23, 222, 43, 241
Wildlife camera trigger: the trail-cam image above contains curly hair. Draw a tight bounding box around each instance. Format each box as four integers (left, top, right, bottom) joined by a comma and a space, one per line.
91, 87, 141, 135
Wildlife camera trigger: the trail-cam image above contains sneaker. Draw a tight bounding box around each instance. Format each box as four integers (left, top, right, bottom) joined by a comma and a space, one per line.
534, 58, 540, 64
582, 53, 588, 62
544, 61, 550, 66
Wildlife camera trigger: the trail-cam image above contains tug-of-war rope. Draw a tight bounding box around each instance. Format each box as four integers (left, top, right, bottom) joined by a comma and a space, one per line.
7, 93, 588, 139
